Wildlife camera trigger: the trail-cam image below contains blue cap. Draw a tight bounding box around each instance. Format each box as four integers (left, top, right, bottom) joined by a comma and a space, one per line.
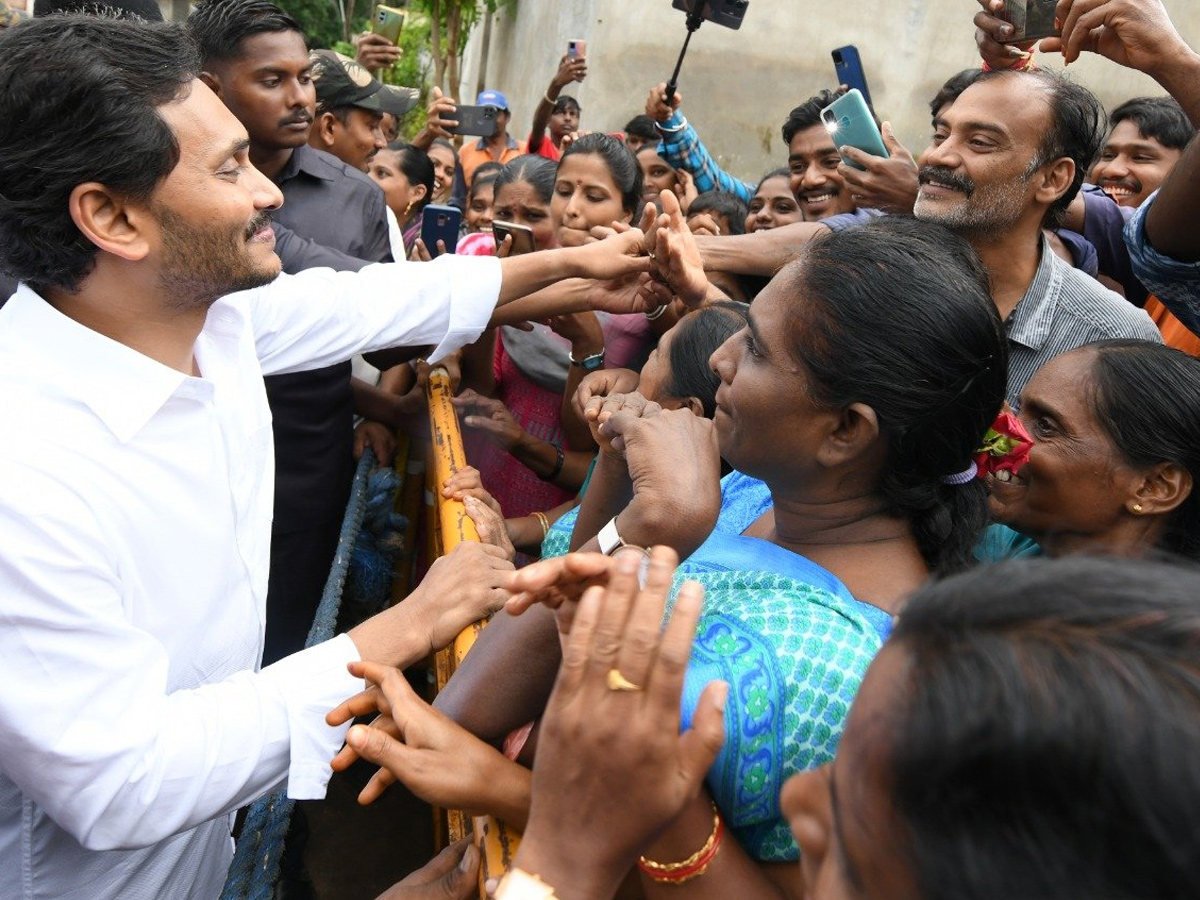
476, 89, 509, 110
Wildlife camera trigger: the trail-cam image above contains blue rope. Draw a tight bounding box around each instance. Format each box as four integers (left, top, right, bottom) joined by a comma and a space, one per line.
221, 449, 392, 900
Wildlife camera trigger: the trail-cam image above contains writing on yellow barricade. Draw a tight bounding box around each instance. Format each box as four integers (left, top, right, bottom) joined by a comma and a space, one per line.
424, 367, 522, 894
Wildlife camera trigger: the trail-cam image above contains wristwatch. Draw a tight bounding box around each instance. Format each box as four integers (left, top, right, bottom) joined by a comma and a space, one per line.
598, 516, 631, 556
569, 349, 605, 372
598, 517, 651, 587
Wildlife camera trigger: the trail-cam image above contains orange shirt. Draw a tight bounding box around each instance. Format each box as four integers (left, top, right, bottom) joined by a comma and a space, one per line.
460, 134, 526, 186
1145, 294, 1200, 357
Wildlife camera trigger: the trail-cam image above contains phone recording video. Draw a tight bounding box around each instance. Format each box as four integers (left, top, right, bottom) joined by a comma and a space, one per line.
999, 0, 1060, 43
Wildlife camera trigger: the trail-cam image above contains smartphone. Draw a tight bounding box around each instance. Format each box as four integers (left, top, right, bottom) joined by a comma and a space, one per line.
371, 4, 407, 44
567, 38, 587, 60
820, 89, 889, 169
492, 220, 537, 256
832, 46, 873, 113
671, 0, 749, 30
421, 204, 461, 258
444, 104, 499, 138
999, 0, 1060, 43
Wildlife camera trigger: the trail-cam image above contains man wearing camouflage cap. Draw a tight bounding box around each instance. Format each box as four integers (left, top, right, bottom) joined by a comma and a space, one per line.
307, 48, 418, 173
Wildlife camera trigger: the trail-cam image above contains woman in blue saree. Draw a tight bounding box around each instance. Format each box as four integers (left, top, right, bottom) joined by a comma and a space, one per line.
333, 216, 1009, 898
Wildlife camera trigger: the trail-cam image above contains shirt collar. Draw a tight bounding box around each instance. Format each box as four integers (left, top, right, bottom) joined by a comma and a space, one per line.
473, 133, 520, 152
3, 285, 226, 443
277, 145, 337, 184
1006, 234, 1064, 352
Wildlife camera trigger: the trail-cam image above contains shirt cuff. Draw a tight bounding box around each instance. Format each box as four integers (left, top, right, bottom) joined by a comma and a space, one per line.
258, 633, 363, 800
427, 255, 503, 363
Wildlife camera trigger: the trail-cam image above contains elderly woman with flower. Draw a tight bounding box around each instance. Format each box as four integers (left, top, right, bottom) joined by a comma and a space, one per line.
980, 340, 1200, 561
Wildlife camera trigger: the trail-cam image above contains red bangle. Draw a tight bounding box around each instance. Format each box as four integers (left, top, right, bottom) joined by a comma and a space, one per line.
637, 806, 724, 884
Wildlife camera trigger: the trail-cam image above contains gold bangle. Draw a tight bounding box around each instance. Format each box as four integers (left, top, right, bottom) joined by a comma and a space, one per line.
638, 801, 721, 873
532, 510, 550, 539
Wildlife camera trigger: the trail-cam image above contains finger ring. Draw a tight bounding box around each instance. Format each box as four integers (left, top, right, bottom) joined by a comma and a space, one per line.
607, 668, 643, 692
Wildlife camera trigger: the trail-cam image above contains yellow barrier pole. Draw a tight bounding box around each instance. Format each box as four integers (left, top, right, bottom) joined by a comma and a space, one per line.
424, 366, 522, 892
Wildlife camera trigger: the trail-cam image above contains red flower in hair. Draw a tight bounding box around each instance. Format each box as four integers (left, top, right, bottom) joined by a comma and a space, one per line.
974, 410, 1034, 482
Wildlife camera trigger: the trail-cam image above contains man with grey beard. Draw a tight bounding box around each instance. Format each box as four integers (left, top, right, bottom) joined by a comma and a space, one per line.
688, 68, 1159, 406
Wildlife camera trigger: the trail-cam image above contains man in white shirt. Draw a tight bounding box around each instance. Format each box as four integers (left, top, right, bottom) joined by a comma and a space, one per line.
0, 15, 648, 900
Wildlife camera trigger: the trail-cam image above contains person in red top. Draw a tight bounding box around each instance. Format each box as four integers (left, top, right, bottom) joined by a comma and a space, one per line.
528, 53, 587, 162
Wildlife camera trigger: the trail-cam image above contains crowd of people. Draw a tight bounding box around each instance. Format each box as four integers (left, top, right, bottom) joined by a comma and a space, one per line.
2, 0, 1200, 899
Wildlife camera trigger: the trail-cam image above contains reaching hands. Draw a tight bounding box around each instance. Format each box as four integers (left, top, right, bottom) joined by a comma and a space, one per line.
510, 547, 727, 900
647, 190, 710, 309
406, 541, 514, 652
328, 660, 530, 821
453, 389, 528, 453
836, 123, 920, 215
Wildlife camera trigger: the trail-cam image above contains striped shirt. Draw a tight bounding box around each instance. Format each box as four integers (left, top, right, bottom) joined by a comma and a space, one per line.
656, 111, 755, 203
1006, 235, 1161, 407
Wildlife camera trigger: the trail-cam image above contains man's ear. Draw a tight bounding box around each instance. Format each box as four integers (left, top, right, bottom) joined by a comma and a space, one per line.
815, 402, 881, 469
199, 70, 221, 96
312, 111, 338, 148
1036, 156, 1075, 208
68, 182, 152, 263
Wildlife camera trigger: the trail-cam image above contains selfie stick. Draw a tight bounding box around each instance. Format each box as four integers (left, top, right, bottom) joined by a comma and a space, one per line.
664, 4, 708, 105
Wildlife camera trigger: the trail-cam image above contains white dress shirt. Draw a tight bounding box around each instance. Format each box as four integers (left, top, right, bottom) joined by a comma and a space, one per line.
0, 256, 502, 900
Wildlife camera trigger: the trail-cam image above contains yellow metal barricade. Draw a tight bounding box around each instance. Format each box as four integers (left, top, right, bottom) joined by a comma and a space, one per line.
424, 367, 522, 893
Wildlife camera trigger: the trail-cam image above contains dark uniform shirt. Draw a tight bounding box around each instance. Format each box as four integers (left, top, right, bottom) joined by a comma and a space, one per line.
266, 145, 391, 533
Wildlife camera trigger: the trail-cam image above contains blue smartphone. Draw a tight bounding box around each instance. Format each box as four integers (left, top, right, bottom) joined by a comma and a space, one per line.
421, 204, 461, 258
820, 89, 889, 169
832, 46, 873, 112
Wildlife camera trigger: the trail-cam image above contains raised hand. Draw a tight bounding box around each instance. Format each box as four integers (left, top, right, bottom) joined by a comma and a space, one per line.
651, 190, 709, 309
510, 547, 726, 900
355, 31, 402, 72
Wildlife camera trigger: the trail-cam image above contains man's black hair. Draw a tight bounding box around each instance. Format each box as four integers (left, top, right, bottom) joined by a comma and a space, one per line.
1109, 96, 1196, 151
187, 0, 302, 66
781, 87, 849, 145
35, 0, 163, 20
0, 15, 200, 293
553, 95, 581, 116
891, 555, 1200, 900
928, 68, 982, 123
624, 114, 659, 142
979, 68, 1107, 228
688, 190, 748, 236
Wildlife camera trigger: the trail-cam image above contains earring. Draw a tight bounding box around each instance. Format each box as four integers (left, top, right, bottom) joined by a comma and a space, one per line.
402, 201, 414, 221
1132, 503, 1144, 513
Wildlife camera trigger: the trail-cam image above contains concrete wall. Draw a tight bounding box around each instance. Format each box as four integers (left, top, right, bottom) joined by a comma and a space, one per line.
461, 0, 1200, 185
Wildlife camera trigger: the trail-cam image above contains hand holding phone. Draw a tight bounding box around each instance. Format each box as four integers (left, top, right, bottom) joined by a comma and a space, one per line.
999, 0, 1060, 43
820, 89, 889, 170
493, 220, 537, 256
444, 104, 499, 138
421, 205, 461, 259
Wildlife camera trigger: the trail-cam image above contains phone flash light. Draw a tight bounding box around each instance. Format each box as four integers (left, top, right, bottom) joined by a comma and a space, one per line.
824, 119, 839, 135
